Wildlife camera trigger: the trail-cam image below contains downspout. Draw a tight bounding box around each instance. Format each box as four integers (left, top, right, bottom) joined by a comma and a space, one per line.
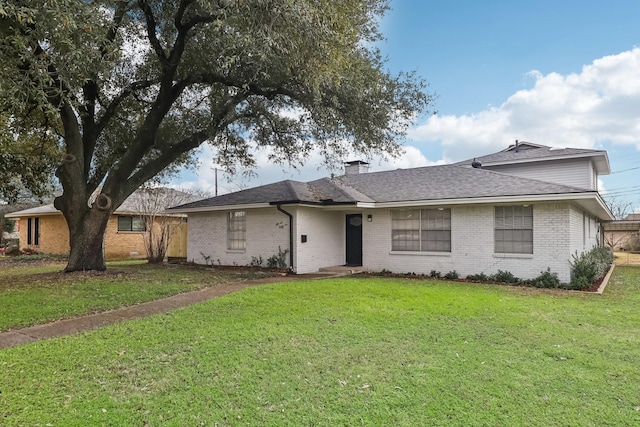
276, 204, 294, 270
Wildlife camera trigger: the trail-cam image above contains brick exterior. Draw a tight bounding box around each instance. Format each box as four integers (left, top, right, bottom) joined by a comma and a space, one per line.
363, 203, 577, 282
188, 206, 349, 273
16, 214, 184, 260
18, 215, 69, 255
187, 208, 290, 267
104, 216, 147, 259
186, 202, 600, 282
291, 206, 345, 273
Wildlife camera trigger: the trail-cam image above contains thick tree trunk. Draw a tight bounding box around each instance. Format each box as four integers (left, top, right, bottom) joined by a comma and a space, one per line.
57, 195, 112, 272
65, 212, 109, 272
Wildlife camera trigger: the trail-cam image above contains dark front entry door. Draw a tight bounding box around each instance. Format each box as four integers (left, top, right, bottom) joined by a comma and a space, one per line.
345, 214, 363, 266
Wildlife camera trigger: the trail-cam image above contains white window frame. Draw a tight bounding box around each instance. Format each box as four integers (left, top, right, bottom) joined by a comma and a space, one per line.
494, 205, 533, 254
391, 208, 451, 252
227, 211, 246, 250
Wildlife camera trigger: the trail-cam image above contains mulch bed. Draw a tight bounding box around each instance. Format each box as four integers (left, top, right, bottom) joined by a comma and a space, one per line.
365, 267, 612, 293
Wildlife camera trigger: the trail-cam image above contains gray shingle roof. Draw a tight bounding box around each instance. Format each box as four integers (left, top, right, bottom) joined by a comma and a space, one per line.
337, 165, 588, 203
170, 180, 316, 209
170, 164, 593, 210
455, 144, 608, 170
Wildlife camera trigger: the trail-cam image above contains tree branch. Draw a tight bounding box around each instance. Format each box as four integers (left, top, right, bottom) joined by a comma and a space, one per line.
137, 0, 168, 68
174, 0, 195, 30
77, 2, 131, 179
185, 72, 300, 101
122, 130, 210, 197
95, 78, 160, 136
104, 1, 131, 55
121, 90, 249, 197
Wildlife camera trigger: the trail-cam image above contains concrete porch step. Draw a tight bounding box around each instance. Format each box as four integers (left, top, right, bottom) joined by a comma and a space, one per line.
318, 265, 368, 274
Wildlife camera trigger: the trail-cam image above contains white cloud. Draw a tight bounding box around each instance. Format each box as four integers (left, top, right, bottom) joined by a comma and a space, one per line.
176, 143, 439, 195
410, 47, 640, 162
175, 48, 640, 198
598, 178, 606, 194
246, 143, 439, 179
371, 145, 441, 170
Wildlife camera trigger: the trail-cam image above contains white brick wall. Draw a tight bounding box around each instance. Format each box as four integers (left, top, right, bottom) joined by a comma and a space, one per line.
291, 206, 344, 273
568, 206, 599, 258
188, 202, 587, 282
187, 208, 290, 267
364, 203, 575, 282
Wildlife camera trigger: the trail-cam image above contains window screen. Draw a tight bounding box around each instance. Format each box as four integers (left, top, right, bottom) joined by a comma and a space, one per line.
392, 208, 451, 252
227, 211, 246, 250
495, 205, 533, 254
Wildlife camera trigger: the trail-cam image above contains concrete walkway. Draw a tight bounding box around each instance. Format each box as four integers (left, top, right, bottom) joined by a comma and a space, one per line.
0, 273, 334, 350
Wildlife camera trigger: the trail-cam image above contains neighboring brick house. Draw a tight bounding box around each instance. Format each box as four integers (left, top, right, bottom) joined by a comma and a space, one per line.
5, 189, 191, 260
168, 142, 613, 283
603, 213, 640, 251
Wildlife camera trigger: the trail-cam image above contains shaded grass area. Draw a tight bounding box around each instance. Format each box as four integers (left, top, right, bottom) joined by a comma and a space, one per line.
0, 261, 274, 332
1, 267, 640, 425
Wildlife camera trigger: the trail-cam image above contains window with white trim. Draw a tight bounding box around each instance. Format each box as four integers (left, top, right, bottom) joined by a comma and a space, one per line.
391, 208, 451, 252
494, 205, 533, 254
227, 211, 246, 250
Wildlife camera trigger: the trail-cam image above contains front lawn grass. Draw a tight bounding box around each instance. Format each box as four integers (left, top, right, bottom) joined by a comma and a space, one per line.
1, 267, 640, 426
0, 262, 274, 332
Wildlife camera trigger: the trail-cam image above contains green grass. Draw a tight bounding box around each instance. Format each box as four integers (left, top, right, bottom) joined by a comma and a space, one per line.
0, 261, 274, 332
1, 266, 640, 425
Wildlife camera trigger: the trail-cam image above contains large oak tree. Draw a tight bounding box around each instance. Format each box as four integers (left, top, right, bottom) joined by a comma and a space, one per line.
0, 0, 431, 271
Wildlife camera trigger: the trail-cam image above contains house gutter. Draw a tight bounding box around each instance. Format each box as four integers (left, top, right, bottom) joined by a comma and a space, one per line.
275, 204, 294, 270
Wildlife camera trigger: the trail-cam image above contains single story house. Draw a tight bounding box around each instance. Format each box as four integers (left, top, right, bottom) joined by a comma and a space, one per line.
5, 188, 192, 260
168, 142, 614, 283
603, 213, 640, 251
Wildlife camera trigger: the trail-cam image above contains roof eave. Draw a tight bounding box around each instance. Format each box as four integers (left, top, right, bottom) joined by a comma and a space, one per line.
166, 202, 272, 213
4, 210, 60, 218
357, 192, 615, 220
269, 200, 357, 207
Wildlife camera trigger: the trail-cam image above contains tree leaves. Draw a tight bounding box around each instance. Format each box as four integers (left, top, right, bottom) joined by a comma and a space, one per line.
0, 0, 432, 269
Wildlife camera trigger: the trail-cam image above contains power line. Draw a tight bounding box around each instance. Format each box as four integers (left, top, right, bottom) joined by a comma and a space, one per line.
609, 166, 640, 174
602, 191, 640, 199
600, 182, 640, 193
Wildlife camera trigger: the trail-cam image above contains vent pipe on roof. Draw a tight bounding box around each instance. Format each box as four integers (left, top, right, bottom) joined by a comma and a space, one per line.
344, 160, 370, 175
515, 139, 520, 152
471, 158, 482, 169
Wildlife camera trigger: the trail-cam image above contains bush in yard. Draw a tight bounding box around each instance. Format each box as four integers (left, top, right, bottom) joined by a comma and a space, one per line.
467, 272, 490, 281
524, 268, 561, 288
250, 256, 264, 267
444, 270, 459, 280
429, 270, 441, 278
565, 276, 592, 291
570, 246, 614, 289
267, 246, 289, 270
490, 270, 520, 284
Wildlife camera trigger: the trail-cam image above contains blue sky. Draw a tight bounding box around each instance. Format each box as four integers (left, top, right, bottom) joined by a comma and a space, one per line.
176, 0, 640, 212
